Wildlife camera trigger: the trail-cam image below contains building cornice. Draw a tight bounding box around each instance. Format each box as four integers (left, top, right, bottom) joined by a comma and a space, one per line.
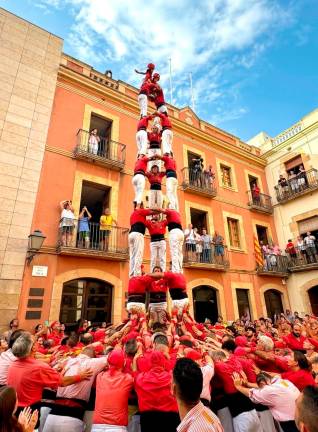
57, 67, 266, 167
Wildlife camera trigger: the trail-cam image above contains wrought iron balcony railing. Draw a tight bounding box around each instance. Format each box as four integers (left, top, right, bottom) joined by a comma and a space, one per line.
287, 245, 318, 272
181, 167, 217, 197
75, 129, 126, 170
247, 190, 273, 214
57, 218, 129, 260
275, 168, 318, 203
257, 254, 289, 276
183, 242, 229, 270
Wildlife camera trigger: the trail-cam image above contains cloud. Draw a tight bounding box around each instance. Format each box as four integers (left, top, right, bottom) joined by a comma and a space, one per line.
34, 0, 295, 130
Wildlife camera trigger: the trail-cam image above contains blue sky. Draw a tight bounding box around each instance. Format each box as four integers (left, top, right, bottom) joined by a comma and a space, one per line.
1, 0, 318, 141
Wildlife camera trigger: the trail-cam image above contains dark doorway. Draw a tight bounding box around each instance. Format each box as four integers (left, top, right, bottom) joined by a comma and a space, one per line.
236, 289, 251, 320
80, 181, 110, 223
264, 289, 283, 320
90, 113, 112, 141
256, 225, 269, 245
248, 174, 258, 190
60, 278, 113, 331
190, 208, 208, 233
193, 285, 218, 323
187, 150, 201, 168
308, 286, 318, 316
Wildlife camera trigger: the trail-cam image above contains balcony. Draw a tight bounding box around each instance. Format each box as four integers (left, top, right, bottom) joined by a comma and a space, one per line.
57, 218, 129, 261
181, 167, 217, 198
75, 129, 126, 171
288, 246, 318, 272
247, 190, 273, 214
257, 254, 289, 277
275, 168, 318, 204
183, 243, 229, 271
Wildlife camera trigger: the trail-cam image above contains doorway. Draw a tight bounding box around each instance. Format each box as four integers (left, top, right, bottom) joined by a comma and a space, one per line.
256, 225, 269, 245
80, 181, 110, 224
193, 285, 218, 323
308, 286, 318, 316
236, 289, 251, 320
190, 208, 208, 233
264, 289, 284, 320
59, 278, 113, 331
89, 113, 112, 157
248, 174, 258, 190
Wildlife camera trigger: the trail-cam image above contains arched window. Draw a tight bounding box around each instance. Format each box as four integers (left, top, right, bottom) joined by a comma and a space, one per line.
264, 289, 283, 320
60, 278, 112, 330
193, 285, 218, 324
308, 286, 318, 316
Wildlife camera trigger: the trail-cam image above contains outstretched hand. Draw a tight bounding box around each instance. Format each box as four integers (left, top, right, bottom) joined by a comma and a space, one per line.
18, 407, 39, 432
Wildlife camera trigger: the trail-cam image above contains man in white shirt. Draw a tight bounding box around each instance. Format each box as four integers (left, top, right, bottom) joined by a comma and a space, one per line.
0, 329, 24, 385
304, 231, 317, 263
184, 224, 196, 261
43, 347, 108, 432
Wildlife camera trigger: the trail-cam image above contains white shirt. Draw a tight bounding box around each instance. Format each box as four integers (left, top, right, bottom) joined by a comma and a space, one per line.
0, 349, 16, 385
57, 353, 107, 402
60, 209, 75, 226
184, 229, 195, 243
200, 364, 214, 402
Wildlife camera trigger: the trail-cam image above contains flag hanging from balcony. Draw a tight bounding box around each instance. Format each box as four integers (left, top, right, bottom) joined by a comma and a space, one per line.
254, 235, 263, 268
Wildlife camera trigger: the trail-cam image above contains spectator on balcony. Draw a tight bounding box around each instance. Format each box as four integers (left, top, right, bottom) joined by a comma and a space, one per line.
184, 224, 196, 261
297, 165, 307, 190
251, 183, 261, 206
273, 244, 282, 255
203, 165, 215, 189
59, 200, 75, 247
289, 170, 299, 194
190, 158, 203, 187
78, 206, 92, 249
201, 229, 212, 263
88, 128, 100, 155
194, 228, 202, 262
286, 239, 297, 264
213, 231, 225, 263
278, 174, 289, 197
296, 236, 307, 263
304, 231, 317, 263
100, 208, 117, 251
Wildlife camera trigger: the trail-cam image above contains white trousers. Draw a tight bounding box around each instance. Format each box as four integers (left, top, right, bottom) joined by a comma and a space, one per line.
166, 177, 178, 210
233, 410, 262, 432
132, 174, 145, 204
169, 228, 184, 273
88, 142, 98, 155
147, 148, 161, 170
138, 94, 148, 117
158, 104, 168, 114
217, 407, 234, 432
39, 407, 51, 432
257, 410, 276, 432
92, 425, 127, 432
83, 411, 94, 432
149, 189, 162, 209
129, 232, 144, 276
162, 129, 173, 155
43, 414, 84, 432
136, 130, 147, 156
150, 240, 166, 272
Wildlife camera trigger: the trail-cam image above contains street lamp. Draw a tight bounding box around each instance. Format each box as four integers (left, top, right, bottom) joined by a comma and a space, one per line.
26, 229, 46, 265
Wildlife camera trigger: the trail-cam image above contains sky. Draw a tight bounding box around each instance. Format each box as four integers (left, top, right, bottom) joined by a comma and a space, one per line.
1, 0, 318, 141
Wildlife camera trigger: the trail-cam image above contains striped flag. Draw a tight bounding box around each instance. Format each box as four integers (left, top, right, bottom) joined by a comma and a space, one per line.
254, 235, 263, 267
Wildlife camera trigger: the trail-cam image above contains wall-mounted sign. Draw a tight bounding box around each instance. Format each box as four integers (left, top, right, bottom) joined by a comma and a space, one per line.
32, 265, 48, 277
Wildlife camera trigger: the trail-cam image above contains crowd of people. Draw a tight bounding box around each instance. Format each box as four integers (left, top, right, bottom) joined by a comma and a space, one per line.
188, 158, 215, 190
276, 166, 309, 197
1, 309, 318, 432
183, 225, 225, 264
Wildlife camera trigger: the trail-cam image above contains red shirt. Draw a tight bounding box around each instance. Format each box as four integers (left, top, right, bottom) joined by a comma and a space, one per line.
137, 350, 176, 372
283, 333, 306, 351
151, 278, 169, 293
145, 220, 167, 237
145, 171, 166, 188
137, 115, 152, 131
130, 209, 153, 226
252, 186, 260, 197
165, 209, 182, 225
135, 368, 178, 412
93, 370, 134, 425
147, 132, 161, 147
134, 156, 149, 174
139, 81, 155, 95
158, 113, 172, 129
128, 275, 153, 295
153, 85, 165, 107
7, 357, 62, 407
281, 369, 316, 391
214, 355, 245, 394
286, 242, 296, 254
163, 271, 186, 289
161, 155, 177, 172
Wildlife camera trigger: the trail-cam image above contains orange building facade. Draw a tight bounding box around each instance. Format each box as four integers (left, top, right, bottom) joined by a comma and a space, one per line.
16, 53, 290, 330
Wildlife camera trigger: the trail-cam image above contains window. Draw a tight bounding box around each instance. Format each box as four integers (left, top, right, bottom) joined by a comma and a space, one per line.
248, 174, 258, 190
190, 208, 208, 233
236, 289, 251, 320
284, 154, 303, 175
187, 150, 202, 168
80, 181, 110, 223
256, 225, 269, 245
227, 217, 241, 248
89, 113, 113, 157
220, 164, 232, 187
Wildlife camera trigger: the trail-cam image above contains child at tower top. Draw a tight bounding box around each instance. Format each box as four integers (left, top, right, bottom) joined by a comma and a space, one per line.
135, 63, 155, 84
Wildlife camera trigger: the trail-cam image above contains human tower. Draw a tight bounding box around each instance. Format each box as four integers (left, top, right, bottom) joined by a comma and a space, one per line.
126, 63, 188, 323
